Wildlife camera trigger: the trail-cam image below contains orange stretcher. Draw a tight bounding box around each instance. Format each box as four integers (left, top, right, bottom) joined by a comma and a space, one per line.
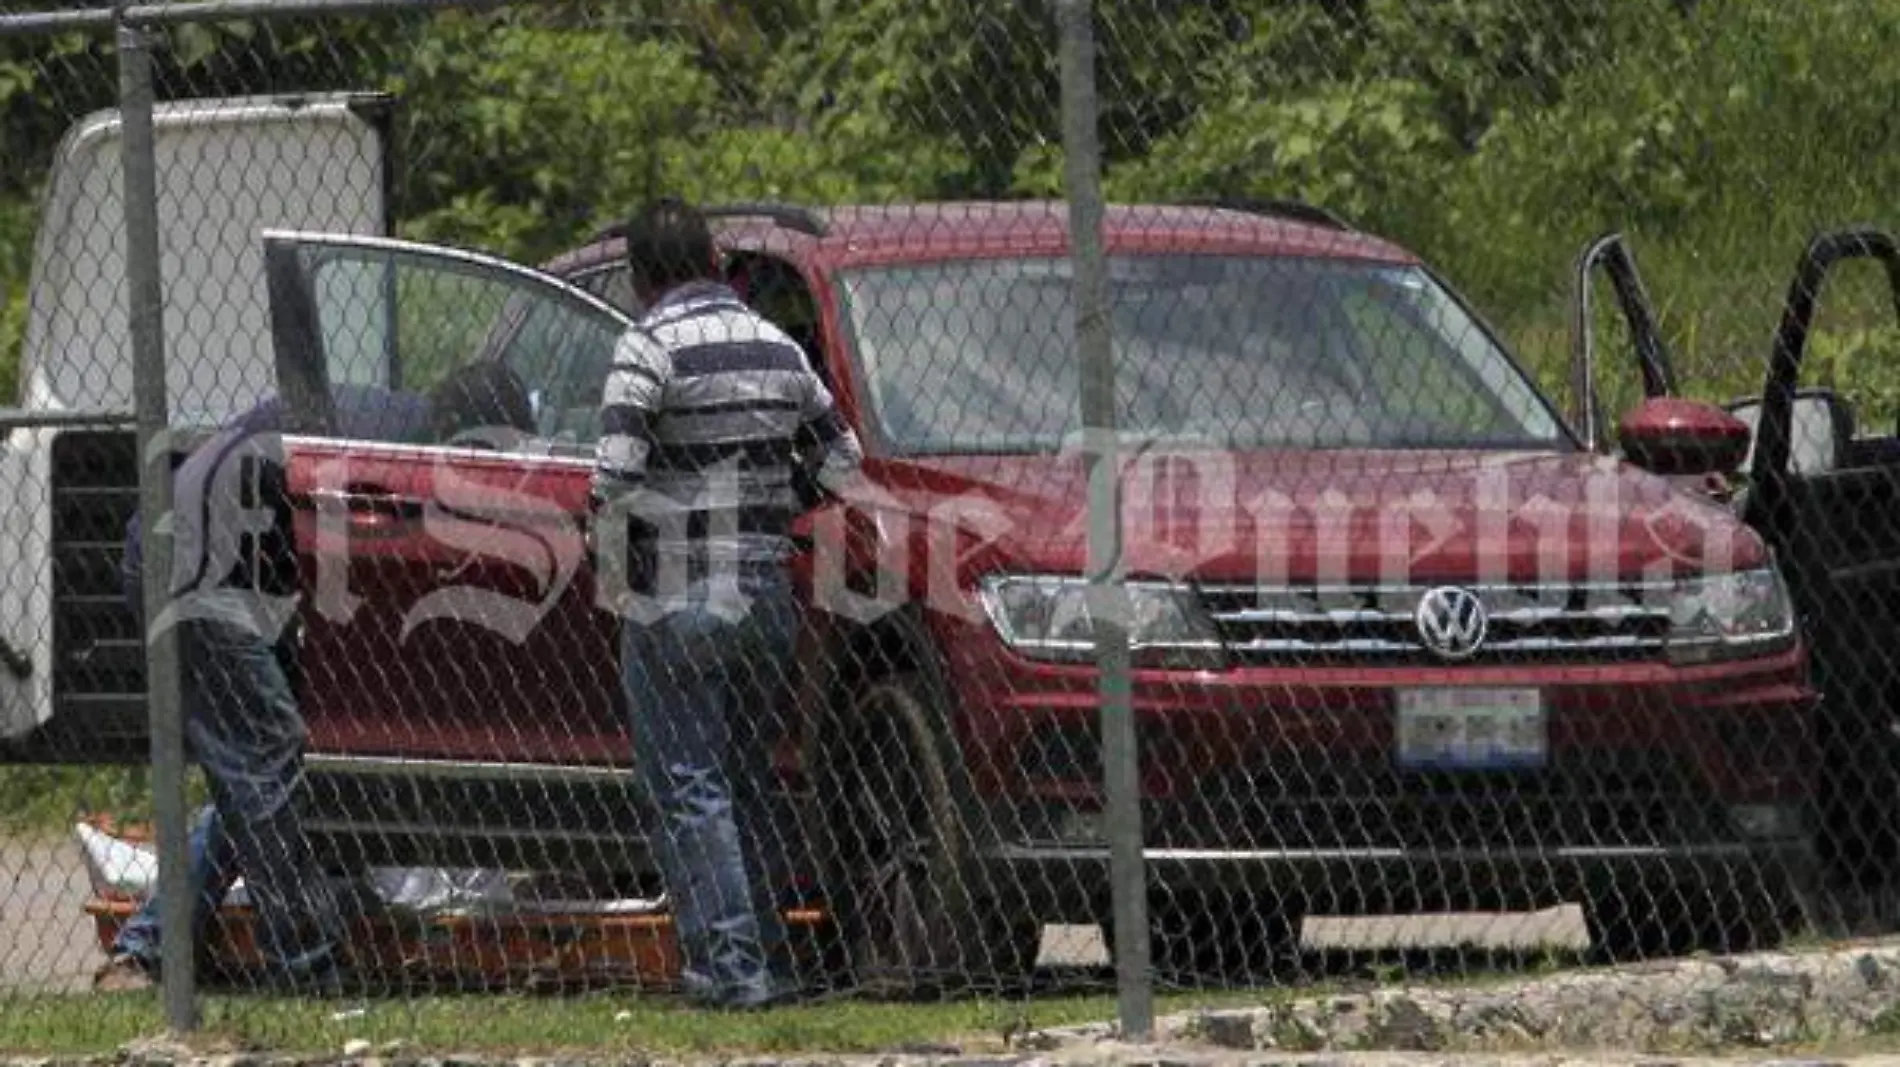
79, 816, 830, 992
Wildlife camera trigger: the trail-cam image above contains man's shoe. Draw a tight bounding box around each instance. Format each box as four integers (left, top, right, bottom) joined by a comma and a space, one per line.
92, 955, 154, 993
718, 977, 821, 1012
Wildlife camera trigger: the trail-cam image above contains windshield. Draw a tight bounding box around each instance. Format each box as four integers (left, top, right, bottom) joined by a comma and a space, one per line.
837, 254, 1570, 454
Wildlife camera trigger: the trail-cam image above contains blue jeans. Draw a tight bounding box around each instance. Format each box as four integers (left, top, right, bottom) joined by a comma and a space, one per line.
111, 802, 231, 975
112, 617, 346, 987
620, 570, 801, 1006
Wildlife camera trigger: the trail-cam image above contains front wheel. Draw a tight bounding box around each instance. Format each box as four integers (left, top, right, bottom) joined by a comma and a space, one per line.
810, 674, 1041, 999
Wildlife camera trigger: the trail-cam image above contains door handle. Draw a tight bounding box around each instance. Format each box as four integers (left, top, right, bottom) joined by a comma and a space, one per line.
308, 485, 424, 535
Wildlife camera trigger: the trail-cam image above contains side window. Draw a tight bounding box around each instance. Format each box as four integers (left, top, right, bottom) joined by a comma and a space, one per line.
728, 253, 832, 390
572, 262, 642, 315
461, 261, 647, 449
491, 292, 623, 448
296, 244, 629, 448
312, 254, 504, 397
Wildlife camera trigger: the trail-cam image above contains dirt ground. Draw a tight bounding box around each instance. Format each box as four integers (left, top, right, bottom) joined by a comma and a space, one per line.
0, 833, 107, 995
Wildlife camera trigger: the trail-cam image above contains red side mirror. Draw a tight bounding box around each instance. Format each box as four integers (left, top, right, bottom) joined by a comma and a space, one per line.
1616, 396, 1753, 477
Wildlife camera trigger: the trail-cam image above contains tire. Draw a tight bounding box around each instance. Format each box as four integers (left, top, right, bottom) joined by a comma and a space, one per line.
809, 673, 1042, 999
1584, 869, 1803, 962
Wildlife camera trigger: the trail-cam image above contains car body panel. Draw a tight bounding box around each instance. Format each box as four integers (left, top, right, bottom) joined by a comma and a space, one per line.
260, 231, 636, 777
827, 448, 1769, 587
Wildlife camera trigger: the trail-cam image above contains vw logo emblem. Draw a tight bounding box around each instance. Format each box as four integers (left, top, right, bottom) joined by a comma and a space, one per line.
1415, 586, 1488, 660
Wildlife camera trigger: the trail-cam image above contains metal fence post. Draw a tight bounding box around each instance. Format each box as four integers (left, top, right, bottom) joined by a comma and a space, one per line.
117, 12, 199, 1034
1055, 0, 1153, 1041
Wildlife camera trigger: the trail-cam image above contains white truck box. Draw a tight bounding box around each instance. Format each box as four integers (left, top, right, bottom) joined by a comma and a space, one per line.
0, 92, 393, 759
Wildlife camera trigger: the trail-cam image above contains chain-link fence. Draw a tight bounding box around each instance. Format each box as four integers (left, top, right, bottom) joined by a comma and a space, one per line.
3, 0, 1899, 1052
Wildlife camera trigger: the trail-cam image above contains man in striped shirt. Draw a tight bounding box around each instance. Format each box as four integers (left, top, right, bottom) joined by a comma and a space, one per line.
592, 198, 862, 1010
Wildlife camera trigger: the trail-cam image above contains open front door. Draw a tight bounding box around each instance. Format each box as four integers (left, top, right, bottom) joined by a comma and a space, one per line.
1729, 227, 1900, 894
262, 229, 637, 775
1568, 232, 1678, 451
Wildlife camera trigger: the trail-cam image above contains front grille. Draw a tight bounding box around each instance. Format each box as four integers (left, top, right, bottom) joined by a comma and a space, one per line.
1146, 749, 1723, 852
1200, 581, 1676, 666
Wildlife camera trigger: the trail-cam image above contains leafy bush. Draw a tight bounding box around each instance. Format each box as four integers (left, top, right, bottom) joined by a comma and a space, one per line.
0, 0, 1897, 417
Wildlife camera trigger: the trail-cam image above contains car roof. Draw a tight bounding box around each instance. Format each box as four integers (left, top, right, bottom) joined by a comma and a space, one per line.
540, 199, 1420, 278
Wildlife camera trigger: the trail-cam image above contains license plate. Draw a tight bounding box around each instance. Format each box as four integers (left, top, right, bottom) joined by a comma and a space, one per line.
1395, 688, 1546, 770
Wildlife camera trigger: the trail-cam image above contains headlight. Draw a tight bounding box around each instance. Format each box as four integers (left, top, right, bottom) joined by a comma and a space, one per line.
1666, 566, 1797, 665
976, 574, 1226, 670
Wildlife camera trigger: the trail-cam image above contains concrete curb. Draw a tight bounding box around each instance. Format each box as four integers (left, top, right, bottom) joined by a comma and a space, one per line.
1010, 937, 1900, 1058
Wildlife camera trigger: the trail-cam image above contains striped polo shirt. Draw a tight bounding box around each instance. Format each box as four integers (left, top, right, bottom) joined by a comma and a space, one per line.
593, 279, 863, 600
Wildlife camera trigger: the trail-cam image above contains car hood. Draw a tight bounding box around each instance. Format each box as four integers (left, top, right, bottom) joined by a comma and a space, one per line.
862, 446, 1767, 585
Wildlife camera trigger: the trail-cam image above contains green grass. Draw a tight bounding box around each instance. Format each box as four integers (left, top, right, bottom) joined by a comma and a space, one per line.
0, 766, 158, 838
0, 766, 208, 839
1485, 204, 1900, 438
0, 986, 1269, 1057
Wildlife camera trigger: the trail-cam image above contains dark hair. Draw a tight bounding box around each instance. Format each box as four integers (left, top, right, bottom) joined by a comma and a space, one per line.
621, 196, 716, 296
428, 362, 535, 448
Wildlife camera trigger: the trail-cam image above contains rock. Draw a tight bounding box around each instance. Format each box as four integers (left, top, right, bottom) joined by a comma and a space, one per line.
1361, 996, 1444, 1052
1856, 952, 1887, 989
119, 1037, 196, 1067
1450, 998, 1542, 1045
1028, 935, 1900, 1058
1255, 1007, 1327, 1053
1013, 1033, 1064, 1053
342, 1041, 373, 1058
1176, 1012, 1256, 1050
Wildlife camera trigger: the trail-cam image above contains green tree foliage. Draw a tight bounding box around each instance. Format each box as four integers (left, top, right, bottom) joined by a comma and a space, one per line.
2, 0, 1898, 416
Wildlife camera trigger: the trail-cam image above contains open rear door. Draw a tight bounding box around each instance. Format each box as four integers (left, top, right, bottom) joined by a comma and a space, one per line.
1727, 227, 1900, 894
1, 93, 395, 762
1568, 232, 1679, 451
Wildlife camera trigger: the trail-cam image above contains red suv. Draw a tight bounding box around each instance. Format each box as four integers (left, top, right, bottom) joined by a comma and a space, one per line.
52, 200, 1825, 993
